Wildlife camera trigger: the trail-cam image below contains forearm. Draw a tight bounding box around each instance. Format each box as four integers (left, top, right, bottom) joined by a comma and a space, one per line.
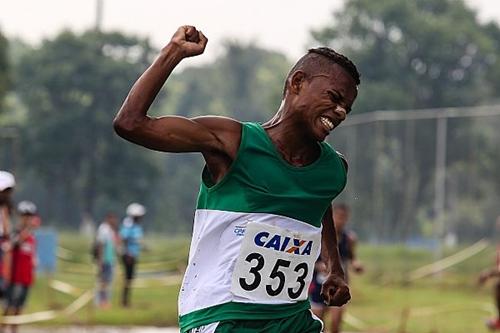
348, 235, 357, 262
114, 43, 184, 133
321, 209, 344, 276
322, 237, 344, 276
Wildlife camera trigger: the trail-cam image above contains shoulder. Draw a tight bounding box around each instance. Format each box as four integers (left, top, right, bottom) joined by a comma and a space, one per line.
193, 116, 242, 141
320, 143, 348, 173
194, 116, 242, 157
335, 150, 348, 173
193, 116, 241, 130
97, 223, 110, 239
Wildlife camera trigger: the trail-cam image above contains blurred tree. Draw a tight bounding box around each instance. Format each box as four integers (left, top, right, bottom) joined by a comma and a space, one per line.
15, 30, 162, 225
312, 0, 500, 112
0, 29, 10, 115
314, 0, 500, 241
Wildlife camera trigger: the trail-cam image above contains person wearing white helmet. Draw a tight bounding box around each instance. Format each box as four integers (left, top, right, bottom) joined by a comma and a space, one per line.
2, 200, 39, 333
119, 203, 146, 307
0, 171, 15, 298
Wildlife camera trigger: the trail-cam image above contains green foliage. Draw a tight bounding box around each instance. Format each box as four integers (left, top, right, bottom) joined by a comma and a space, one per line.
15, 30, 162, 225
9, 36, 290, 231
318, 0, 500, 241
313, 0, 500, 112
0, 28, 10, 115
164, 41, 289, 121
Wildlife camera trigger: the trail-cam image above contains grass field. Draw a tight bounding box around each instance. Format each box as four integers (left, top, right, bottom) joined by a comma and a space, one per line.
8, 233, 497, 333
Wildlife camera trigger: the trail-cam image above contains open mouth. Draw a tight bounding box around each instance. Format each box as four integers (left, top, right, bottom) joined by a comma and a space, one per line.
320, 116, 335, 132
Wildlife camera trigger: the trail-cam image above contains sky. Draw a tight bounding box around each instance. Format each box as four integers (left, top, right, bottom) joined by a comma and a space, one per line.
1, 0, 500, 66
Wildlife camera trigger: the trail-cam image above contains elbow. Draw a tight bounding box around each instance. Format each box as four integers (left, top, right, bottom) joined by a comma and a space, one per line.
113, 115, 128, 138
113, 113, 142, 139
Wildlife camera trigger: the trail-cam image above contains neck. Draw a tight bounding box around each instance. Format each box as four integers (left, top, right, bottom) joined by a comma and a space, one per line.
263, 100, 320, 166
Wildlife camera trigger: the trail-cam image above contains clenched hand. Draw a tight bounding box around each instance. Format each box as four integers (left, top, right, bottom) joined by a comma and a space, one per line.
169, 25, 208, 58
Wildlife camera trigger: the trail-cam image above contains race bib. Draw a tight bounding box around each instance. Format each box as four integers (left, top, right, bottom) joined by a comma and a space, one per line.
231, 222, 321, 302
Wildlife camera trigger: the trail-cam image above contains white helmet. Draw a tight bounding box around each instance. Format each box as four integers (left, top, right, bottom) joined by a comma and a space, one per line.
0, 171, 15, 191
18, 200, 37, 215
126, 203, 146, 217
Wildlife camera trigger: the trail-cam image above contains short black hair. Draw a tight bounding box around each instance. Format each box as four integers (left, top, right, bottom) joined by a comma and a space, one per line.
283, 47, 360, 96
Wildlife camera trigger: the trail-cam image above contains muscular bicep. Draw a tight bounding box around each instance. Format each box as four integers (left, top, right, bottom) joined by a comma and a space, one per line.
114, 114, 241, 157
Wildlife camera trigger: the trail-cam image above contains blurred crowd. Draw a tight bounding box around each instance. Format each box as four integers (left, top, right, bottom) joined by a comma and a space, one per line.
0, 171, 39, 333
0, 169, 147, 331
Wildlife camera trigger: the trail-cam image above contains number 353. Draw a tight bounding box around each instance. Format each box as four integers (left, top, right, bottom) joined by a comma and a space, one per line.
238, 252, 309, 299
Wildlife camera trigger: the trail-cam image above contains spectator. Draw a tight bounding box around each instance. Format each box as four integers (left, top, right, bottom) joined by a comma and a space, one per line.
0, 171, 15, 298
119, 203, 145, 307
2, 201, 38, 333
95, 212, 119, 309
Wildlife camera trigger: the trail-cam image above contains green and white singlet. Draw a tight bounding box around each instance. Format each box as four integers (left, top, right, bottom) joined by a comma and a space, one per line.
178, 122, 347, 332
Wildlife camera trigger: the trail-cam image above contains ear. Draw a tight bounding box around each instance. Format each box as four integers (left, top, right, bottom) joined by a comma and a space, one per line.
289, 71, 306, 95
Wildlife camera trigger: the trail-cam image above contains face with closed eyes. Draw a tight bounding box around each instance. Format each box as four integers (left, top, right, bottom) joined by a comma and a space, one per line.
287, 64, 358, 142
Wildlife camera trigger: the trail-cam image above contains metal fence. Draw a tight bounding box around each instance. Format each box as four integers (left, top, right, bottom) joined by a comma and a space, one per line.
330, 105, 500, 243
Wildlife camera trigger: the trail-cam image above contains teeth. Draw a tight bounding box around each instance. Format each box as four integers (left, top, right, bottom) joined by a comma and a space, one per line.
320, 117, 334, 131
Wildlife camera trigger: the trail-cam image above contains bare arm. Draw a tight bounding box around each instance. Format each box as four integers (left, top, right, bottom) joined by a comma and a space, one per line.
348, 232, 364, 273
320, 205, 351, 306
113, 26, 240, 158
0, 206, 10, 237
479, 268, 500, 285
321, 205, 344, 275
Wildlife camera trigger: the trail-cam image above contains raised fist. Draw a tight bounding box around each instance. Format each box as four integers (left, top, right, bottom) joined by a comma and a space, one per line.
170, 25, 208, 58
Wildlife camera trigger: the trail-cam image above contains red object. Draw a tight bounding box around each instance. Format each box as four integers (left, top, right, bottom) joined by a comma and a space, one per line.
487, 318, 500, 330
1, 237, 11, 282
11, 233, 35, 286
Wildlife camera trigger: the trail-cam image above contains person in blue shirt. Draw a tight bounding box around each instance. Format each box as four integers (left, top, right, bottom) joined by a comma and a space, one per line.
95, 212, 119, 309
119, 203, 145, 308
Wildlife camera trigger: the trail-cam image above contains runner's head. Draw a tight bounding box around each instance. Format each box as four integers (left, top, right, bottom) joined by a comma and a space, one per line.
282, 48, 359, 142
333, 203, 350, 230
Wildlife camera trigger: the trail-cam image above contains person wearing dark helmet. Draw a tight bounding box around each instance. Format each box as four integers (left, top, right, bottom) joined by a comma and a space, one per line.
119, 203, 145, 307
2, 201, 38, 333
114, 25, 360, 332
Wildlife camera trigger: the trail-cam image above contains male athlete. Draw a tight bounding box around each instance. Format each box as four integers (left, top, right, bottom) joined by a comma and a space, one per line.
114, 25, 360, 333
